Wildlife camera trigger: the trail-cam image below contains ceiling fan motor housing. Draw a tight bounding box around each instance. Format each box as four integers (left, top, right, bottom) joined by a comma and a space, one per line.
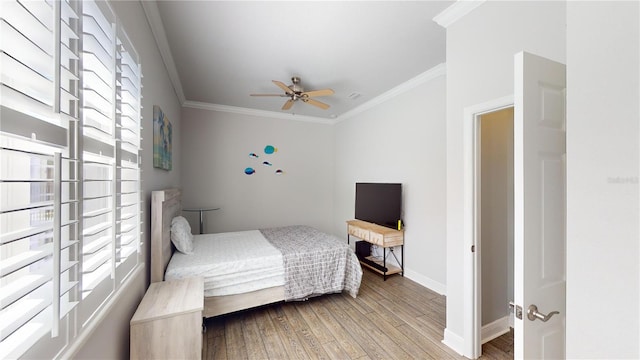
289, 77, 304, 94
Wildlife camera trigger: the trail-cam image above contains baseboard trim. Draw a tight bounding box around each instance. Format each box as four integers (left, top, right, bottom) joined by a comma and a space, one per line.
481, 315, 510, 344
442, 328, 465, 356
404, 269, 446, 295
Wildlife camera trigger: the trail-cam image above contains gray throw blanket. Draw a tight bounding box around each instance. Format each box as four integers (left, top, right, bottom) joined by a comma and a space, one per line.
260, 225, 363, 301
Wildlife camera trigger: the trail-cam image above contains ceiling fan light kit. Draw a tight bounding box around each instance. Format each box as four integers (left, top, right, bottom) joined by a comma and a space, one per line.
250, 76, 334, 111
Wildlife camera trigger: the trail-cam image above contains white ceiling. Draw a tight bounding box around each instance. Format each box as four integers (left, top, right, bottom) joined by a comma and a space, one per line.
144, 1, 453, 120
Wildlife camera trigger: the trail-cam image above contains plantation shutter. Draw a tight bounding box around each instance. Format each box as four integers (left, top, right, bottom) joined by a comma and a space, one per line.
1, 0, 81, 357
114, 29, 142, 280
0, 0, 142, 357
77, 0, 116, 325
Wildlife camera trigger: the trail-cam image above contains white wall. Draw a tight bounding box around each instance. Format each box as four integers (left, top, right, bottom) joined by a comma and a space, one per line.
74, 1, 182, 358
180, 107, 334, 234
444, 1, 566, 353
333, 73, 447, 293
566, 2, 639, 358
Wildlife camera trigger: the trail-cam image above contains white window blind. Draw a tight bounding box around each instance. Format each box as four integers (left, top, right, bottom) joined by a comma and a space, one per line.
115, 28, 142, 279
79, 0, 116, 314
0, 0, 141, 358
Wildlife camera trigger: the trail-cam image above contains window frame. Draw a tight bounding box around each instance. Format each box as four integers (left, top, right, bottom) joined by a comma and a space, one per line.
0, 0, 142, 358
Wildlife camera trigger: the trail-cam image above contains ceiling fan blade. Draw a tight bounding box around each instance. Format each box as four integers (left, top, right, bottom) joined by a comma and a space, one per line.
250, 93, 288, 97
282, 99, 294, 110
304, 98, 330, 110
272, 80, 293, 94
301, 88, 334, 98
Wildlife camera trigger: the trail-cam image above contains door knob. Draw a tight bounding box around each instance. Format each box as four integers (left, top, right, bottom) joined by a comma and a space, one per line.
527, 304, 559, 322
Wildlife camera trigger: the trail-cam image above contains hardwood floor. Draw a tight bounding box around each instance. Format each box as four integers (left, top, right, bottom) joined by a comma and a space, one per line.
481, 330, 514, 360
203, 270, 513, 359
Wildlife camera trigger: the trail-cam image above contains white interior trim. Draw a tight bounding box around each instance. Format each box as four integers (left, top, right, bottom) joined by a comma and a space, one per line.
58, 266, 144, 359
404, 269, 446, 295
463, 95, 514, 359
183, 63, 445, 124
433, 0, 486, 28
141, 2, 446, 124
141, 1, 186, 104
337, 63, 446, 122
481, 316, 510, 344
182, 101, 335, 124
442, 328, 465, 356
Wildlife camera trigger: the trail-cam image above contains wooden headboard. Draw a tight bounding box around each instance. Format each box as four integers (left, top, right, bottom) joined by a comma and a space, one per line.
150, 188, 182, 283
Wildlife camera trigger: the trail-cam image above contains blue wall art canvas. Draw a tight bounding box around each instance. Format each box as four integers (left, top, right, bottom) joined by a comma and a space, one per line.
153, 105, 172, 170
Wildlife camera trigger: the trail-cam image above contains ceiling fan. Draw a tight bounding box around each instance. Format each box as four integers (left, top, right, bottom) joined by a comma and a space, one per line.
250, 76, 334, 110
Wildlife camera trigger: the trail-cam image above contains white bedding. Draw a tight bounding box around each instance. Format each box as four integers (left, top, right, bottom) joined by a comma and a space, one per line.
164, 230, 284, 296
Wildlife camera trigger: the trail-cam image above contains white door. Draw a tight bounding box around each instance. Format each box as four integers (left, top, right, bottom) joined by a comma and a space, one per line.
513, 51, 566, 359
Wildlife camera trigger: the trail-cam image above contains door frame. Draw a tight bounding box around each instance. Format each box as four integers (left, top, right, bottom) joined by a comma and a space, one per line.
462, 95, 514, 359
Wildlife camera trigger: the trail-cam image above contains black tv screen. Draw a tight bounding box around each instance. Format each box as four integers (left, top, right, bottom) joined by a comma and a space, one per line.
355, 183, 402, 229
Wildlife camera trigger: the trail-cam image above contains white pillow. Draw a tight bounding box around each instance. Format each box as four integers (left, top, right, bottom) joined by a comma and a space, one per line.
170, 216, 194, 254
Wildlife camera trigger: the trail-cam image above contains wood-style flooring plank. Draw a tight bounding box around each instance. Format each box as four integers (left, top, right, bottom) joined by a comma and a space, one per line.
267, 305, 310, 359
363, 307, 434, 359
296, 325, 331, 359
324, 294, 393, 360
210, 333, 227, 360
322, 340, 350, 359
253, 307, 289, 360
223, 314, 247, 359
343, 286, 376, 316
374, 294, 461, 359
203, 269, 513, 360
339, 299, 413, 359
363, 275, 428, 319
295, 298, 337, 345
354, 282, 405, 327
240, 312, 269, 359
481, 329, 514, 359
309, 296, 368, 359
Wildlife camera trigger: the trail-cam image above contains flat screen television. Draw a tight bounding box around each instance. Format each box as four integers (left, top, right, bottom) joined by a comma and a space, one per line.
355, 183, 402, 229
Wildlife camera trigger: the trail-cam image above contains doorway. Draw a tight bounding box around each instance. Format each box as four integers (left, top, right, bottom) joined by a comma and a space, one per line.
477, 107, 515, 354
461, 95, 514, 359
463, 53, 566, 359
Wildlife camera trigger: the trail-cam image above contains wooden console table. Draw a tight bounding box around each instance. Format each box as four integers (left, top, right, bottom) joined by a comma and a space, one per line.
346, 219, 404, 280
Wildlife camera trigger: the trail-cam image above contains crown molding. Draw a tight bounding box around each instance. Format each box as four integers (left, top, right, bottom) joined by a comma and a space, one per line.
433, 0, 486, 28
141, 1, 186, 104
336, 63, 447, 122
140, 2, 447, 125
182, 101, 336, 125
182, 63, 446, 125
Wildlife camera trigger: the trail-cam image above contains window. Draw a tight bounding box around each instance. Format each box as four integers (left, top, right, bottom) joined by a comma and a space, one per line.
0, 0, 142, 358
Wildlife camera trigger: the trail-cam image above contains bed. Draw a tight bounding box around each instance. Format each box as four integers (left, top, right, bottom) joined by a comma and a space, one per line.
150, 188, 362, 318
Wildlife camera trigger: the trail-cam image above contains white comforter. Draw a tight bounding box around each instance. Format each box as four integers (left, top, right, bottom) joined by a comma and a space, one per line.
164, 230, 284, 296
